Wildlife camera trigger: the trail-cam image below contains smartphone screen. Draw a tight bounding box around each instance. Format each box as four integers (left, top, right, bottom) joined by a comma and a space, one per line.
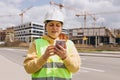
55, 40, 66, 49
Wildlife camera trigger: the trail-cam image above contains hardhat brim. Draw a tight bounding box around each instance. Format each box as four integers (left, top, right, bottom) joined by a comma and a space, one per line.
44, 20, 63, 25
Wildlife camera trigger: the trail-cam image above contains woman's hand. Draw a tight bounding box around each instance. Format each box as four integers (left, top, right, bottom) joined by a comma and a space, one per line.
55, 44, 67, 60
42, 45, 55, 60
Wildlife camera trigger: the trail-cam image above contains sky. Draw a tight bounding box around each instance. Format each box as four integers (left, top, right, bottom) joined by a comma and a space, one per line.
0, 0, 120, 29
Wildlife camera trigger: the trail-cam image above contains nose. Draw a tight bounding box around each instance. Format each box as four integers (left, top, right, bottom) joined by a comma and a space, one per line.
52, 25, 57, 30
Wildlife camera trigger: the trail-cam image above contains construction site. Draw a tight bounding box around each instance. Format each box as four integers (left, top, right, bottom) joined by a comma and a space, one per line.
0, 0, 120, 51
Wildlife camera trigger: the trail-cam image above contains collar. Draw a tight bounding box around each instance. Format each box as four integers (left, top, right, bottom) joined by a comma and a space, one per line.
42, 35, 58, 44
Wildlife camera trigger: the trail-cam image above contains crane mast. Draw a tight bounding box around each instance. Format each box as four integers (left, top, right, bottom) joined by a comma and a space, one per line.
19, 6, 33, 24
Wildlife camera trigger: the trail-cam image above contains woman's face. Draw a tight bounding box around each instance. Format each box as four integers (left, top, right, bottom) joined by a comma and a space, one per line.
45, 21, 62, 39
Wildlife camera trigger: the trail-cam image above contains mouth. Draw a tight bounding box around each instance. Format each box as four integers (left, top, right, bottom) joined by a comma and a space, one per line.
51, 31, 58, 33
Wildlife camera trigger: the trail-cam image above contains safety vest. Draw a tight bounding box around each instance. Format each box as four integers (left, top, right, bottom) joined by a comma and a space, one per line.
32, 38, 72, 80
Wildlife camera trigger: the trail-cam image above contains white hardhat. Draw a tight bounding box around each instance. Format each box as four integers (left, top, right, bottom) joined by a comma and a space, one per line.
44, 8, 64, 24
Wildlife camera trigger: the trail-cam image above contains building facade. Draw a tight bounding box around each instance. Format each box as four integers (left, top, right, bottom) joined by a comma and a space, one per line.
13, 22, 68, 43
5, 27, 14, 42
0, 29, 6, 41
14, 22, 44, 43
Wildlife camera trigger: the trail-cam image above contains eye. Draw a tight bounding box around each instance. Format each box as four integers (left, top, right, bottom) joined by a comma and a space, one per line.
49, 23, 54, 27
56, 23, 61, 27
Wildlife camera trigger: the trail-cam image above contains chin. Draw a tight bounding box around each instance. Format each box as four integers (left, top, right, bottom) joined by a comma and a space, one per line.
52, 35, 58, 39
51, 34, 59, 38
49, 33, 60, 39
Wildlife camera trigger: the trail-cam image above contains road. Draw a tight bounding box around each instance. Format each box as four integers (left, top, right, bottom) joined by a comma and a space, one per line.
0, 48, 31, 80
0, 48, 120, 80
73, 56, 120, 80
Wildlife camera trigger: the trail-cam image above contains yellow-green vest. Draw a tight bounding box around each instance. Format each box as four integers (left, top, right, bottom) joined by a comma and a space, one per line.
32, 38, 72, 80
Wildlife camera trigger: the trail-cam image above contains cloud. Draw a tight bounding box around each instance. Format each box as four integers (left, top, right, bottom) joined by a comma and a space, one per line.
62, 0, 120, 29
0, 0, 120, 29
0, 2, 20, 14
0, 0, 23, 4
97, 17, 106, 23
0, 1, 21, 29
24, 5, 50, 24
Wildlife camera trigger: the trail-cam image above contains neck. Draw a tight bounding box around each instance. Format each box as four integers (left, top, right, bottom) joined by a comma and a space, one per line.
47, 35, 56, 40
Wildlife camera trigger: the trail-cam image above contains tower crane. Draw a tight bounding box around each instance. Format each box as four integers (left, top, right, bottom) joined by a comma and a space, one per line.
49, 0, 95, 29
76, 11, 97, 37
50, 0, 63, 9
19, 6, 33, 24
76, 11, 96, 28
50, 0, 120, 29
49, 0, 120, 42
76, 11, 97, 42
50, 0, 78, 11
75, 10, 120, 45
0, 6, 33, 24
76, 12, 89, 44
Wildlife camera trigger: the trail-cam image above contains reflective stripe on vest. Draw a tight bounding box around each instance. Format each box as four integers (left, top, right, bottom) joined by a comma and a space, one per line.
32, 77, 71, 80
42, 62, 66, 68
32, 39, 72, 80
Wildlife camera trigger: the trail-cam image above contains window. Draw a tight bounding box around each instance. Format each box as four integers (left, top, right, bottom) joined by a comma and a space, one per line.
29, 30, 31, 33
78, 33, 83, 35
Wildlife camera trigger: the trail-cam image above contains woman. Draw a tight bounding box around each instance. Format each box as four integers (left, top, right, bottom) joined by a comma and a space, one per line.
24, 9, 81, 80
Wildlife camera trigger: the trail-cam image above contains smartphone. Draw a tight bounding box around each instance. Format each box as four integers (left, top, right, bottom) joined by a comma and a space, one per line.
55, 40, 66, 49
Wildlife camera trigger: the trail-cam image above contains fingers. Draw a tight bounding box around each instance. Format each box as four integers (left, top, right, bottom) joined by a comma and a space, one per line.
45, 45, 55, 55
55, 44, 67, 59
55, 44, 65, 50
43, 45, 67, 60
42, 45, 55, 60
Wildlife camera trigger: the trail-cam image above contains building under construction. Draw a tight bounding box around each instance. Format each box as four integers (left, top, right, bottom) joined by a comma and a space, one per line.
114, 29, 120, 44
69, 27, 117, 46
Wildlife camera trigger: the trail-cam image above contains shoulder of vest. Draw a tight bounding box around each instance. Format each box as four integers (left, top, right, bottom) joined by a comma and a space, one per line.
35, 38, 49, 46
35, 38, 46, 43
35, 38, 49, 56
35, 38, 43, 41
